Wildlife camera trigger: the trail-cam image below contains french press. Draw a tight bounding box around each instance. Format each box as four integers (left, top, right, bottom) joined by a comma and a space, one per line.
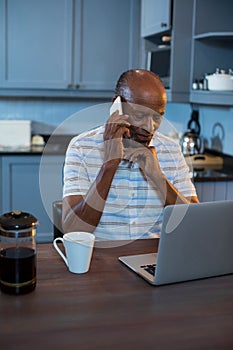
0, 210, 38, 295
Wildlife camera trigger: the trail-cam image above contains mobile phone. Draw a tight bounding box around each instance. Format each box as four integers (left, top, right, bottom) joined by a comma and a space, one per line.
110, 96, 123, 116
110, 96, 136, 147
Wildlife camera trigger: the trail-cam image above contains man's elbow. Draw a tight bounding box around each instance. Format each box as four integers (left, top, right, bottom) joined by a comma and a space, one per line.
62, 211, 96, 234
190, 196, 199, 203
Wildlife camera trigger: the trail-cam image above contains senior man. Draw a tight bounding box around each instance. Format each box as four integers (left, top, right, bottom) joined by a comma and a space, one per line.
62, 69, 198, 239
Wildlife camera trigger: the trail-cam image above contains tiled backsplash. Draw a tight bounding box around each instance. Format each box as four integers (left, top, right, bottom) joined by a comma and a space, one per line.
0, 97, 232, 155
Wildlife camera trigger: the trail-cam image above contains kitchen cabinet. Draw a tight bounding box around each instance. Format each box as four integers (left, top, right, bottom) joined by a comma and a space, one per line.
0, 155, 64, 242
190, 0, 233, 106
141, 0, 194, 103
0, 0, 73, 89
141, 0, 171, 37
141, 0, 233, 106
0, 0, 140, 96
73, 0, 140, 91
195, 181, 233, 202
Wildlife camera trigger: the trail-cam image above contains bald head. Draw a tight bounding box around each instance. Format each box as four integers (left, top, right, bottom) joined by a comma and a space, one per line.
114, 69, 167, 116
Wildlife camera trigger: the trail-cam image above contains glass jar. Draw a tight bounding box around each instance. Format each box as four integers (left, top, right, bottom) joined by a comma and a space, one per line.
0, 210, 38, 295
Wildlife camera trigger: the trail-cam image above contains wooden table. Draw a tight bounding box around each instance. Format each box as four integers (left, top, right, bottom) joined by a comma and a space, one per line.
0, 239, 233, 350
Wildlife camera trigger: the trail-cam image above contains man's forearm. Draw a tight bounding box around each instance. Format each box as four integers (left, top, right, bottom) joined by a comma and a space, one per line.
147, 171, 199, 206
164, 178, 199, 205
63, 160, 119, 233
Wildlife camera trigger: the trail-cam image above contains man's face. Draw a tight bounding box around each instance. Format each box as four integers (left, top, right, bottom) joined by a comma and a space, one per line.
122, 102, 163, 147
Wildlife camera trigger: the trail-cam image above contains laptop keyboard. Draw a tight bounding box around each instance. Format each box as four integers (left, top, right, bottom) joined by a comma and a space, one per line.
141, 264, 156, 276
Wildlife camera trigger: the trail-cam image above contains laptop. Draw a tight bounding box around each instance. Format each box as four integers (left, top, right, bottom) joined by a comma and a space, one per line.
119, 200, 233, 285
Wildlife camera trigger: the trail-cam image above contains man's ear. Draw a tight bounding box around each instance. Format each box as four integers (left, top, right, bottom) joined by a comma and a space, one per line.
112, 95, 126, 103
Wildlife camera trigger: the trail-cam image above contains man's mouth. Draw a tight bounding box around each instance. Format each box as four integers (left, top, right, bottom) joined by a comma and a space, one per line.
123, 126, 153, 147
130, 126, 153, 143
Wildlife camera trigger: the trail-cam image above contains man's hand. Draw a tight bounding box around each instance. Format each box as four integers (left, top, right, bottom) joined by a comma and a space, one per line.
124, 145, 162, 180
124, 145, 199, 206
103, 111, 131, 165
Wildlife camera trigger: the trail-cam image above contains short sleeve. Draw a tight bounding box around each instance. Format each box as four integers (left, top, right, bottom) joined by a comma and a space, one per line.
63, 138, 91, 198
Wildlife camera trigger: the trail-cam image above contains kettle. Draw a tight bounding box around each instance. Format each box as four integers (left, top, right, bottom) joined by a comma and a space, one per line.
211, 122, 225, 152
181, 110, 202, 156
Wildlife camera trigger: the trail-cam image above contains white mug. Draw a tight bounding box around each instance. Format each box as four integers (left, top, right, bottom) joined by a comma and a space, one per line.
53, 232, 95, 274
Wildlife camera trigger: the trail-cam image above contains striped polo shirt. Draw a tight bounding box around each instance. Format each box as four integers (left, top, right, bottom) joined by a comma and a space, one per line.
63, 126, 196, 240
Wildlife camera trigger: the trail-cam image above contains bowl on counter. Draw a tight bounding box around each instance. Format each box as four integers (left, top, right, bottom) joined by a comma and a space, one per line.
206, 69, 233, 91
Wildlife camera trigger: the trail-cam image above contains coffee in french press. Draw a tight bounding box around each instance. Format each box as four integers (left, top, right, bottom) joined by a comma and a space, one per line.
0, 210, 38, 295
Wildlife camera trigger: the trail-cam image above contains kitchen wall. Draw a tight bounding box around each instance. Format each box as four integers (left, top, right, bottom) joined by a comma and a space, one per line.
165, 103, 233, 155
0, 97, 232, 155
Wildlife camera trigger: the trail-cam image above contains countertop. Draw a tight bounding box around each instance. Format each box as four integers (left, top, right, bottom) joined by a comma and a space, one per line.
0, 137, 233, 181
0, 134, 74, 156
192, 168, 233, 182
191, 149, 233, 182
0, 240, 233, 350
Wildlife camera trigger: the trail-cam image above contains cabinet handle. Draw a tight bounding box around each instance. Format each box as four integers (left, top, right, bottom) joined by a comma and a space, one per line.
67, 84, 80, 89
161, 22, 167, 27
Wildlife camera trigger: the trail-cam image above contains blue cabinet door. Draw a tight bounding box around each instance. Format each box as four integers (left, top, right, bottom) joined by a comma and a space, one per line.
0, 0, 72, 89
141, 0, 171, 37
0, 0, 140, 93
1, 155, 64, 242
74, 0, 140, 90
195, 181, 233, 202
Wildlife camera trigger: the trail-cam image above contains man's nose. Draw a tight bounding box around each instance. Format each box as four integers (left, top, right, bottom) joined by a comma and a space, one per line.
141, 116, 155, 132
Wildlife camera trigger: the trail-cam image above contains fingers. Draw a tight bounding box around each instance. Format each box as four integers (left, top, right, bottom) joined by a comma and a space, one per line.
123, 147, 143, 163
104, 123, 130, 141
108, 110, 131, 126
104, 111, 131, 141
123, 146, 154, 164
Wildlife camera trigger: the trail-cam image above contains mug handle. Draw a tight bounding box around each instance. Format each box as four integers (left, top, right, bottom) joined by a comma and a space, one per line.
53, 237, 68, 266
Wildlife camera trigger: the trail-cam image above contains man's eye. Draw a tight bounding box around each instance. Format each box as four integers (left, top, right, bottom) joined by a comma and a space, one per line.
134, 113, 148, 119
153, 114, 161, 122
134, 114, 143, 119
